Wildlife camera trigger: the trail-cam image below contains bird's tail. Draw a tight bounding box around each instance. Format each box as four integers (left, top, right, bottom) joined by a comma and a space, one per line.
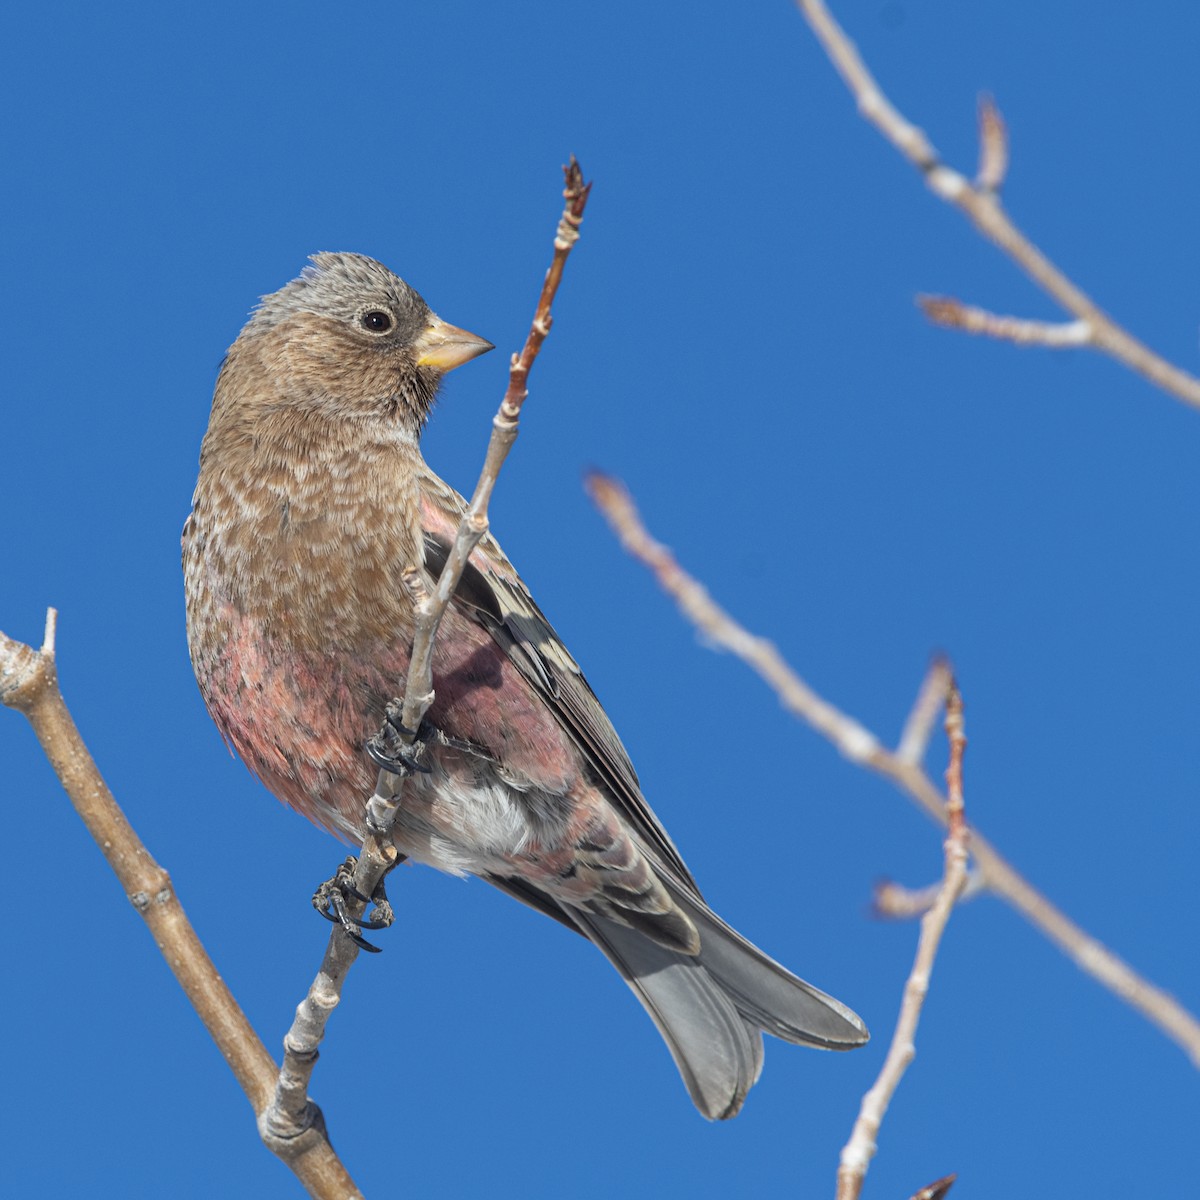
571, 885, 867, 1120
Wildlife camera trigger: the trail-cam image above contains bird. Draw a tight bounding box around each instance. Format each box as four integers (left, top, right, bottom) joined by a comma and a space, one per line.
182, 252, 868, 1119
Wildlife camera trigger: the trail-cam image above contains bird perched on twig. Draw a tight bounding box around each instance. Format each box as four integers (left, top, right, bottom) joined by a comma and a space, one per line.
182, 252, 868, 1119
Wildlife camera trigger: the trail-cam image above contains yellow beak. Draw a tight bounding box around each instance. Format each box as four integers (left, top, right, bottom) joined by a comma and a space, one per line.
414, 316, 494, 372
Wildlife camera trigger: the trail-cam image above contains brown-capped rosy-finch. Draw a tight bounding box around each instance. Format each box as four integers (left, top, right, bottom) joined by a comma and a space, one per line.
182, 253, 867, 1119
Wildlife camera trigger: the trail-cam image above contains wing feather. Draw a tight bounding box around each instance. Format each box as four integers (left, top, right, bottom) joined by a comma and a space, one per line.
419, 475, 699, 892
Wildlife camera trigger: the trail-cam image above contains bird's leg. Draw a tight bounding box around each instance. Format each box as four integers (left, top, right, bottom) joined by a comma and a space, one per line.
365, 697, 433, 776
314, 699, 422, 949
312, 855, 398, 953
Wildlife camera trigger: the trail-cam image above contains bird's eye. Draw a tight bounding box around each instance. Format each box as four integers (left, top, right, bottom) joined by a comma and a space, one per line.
360, 309, 394, 333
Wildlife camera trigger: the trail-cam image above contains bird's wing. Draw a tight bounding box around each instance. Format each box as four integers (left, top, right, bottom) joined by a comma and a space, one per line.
418, 473, 700, 894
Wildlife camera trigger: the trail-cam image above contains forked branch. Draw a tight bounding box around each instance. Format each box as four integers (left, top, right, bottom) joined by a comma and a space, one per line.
835, 679, 969, 1200
795, 0, 1200, 410
585, 472, 1200, 1069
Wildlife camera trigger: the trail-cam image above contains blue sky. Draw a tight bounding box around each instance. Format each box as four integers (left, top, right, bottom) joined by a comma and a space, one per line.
4, 2, 1199, 1196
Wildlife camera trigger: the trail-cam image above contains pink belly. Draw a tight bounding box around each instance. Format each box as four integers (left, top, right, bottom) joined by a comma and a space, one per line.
197, 604, 579, 849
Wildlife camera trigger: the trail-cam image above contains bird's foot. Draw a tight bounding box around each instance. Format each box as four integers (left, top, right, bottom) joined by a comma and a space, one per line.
312, 856, 396, 953
365, 699, 433, 776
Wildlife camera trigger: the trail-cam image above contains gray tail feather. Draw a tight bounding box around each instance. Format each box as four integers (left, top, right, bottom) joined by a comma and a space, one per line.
571, 909, 765, 1120
570, 890, 867, 1120
664, 879, 869, 1050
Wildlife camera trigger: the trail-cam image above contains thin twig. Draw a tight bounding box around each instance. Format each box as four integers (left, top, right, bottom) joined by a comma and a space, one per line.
0, 612, 361, 1200
836, 679, 969, 1200
975, 96, 1007, 194
401, 156, 593, 740
585, 472, 1200, 1068
794, 0, 1200, 412
873, 869, 984, 921
896, 656, 952, 766
918, 296, 1092, 348
909, 1175, 957, 1200
266, 159, 592, 1136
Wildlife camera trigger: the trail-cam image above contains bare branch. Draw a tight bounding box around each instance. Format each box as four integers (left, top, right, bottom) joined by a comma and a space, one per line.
0, 614, 361, 1200
402, 156, 593, 740
585, 472, 1200, 1068
583, 472, 882, 765
975, 95, 1008, 194
909, 1175, 957, 1200
896, 655, 952, 766
873, 869, 985, 920
836, 678, 969, 1200
794, 0, 1200, 412
943, 682, 967, 835
918, 296, 1093, 348
798, 0, 939, 171
266, 159, 593, 1138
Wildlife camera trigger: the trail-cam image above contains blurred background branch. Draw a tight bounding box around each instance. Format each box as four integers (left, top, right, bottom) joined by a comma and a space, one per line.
836, 678, 970, 1200
794, 0, 1200, 411
586, 472, 1200, 1068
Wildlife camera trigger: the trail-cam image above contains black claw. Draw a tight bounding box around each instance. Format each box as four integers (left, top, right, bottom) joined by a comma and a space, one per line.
311, 855, 397, 950
348, 930, 383, 953
353, 912, 391, 931
365, 704, 434, 776
360, 873, 395, 932
365, 735, 431, 776
339, 905, 387, 931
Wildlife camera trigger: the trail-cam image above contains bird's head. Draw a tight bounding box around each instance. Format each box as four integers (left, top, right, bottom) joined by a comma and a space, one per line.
231, 252, 493, 431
